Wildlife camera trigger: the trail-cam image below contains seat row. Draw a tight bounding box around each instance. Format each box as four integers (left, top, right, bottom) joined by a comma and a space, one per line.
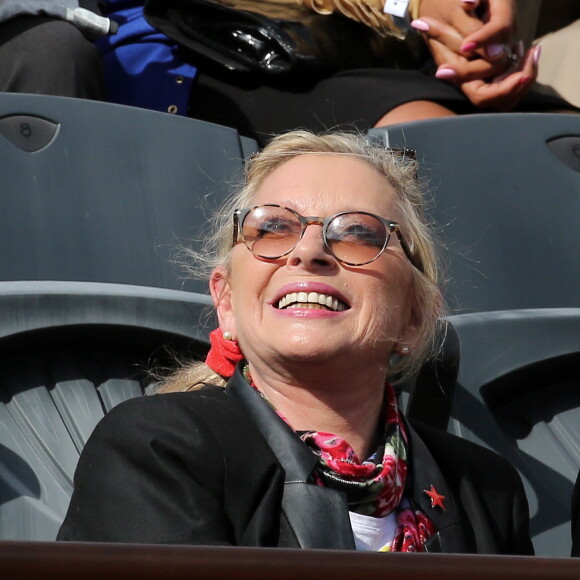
0, 93, 579, 556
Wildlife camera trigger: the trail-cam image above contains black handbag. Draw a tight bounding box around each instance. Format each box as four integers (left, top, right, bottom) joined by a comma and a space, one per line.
143, 0, 423, 76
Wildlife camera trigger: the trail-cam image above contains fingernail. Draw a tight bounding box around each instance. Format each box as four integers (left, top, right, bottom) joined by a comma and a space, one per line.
486, 43, 504, 58
411, 19, 430, 32
461, 41, 478, 52
515, 40, 525, 59
518, 75, 532, 86
435, 68, 457, 80
533, 44, 542, 66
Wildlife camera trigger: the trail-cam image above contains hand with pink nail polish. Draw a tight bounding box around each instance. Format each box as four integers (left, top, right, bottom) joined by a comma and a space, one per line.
417, 0, 516, 64
435, 67, 458, 80
415, 0, 508, 81
459, 0, 517, 57
414, 0, 538, 110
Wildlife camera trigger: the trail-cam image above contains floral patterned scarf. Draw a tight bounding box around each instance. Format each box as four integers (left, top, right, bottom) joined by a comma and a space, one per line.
299, 383, 435, 552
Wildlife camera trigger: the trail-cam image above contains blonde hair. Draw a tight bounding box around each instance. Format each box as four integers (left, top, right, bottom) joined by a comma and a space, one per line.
154, 130, 445, 394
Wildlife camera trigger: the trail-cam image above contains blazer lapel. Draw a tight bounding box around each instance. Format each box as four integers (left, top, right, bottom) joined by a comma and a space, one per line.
281, 484, 355, 549
226, 367, 355, 550
407, 421, 466, 553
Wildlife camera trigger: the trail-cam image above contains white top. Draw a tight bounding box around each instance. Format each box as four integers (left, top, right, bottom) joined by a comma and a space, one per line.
349, 510, 398, 552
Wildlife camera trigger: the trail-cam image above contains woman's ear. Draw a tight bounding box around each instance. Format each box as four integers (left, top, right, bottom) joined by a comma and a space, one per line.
396, 286, 443, 355
395, 298, 422, 355
210, 266, 236, 338
395, 317, 420, 355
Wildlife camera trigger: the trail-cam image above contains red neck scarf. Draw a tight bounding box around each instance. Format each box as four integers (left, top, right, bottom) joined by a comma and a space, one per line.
299, 385, 435, 551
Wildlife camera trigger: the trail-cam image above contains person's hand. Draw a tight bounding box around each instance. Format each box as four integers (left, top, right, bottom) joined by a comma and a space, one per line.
416, 0, 516, 66
417, 0, 485, 39
412, 0, 539, 110
459, 0, 516, 57
456, 44, 539, 110
415, 0, 517, 77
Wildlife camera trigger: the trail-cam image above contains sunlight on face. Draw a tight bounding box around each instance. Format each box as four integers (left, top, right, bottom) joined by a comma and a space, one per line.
214, 154, 418, 379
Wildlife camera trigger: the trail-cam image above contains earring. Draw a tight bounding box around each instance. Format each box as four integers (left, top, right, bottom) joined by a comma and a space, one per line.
223, 331, 233, 341
401, 346, 410, 354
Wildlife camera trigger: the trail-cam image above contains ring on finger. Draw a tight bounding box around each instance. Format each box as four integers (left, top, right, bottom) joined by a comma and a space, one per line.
504, 40, 523, 67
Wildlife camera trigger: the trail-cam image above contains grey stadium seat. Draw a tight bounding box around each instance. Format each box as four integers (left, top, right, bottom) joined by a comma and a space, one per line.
446, 309, 580, 557
0, 93, 257, 293
369, 113, 580, 313
0, 281, 214, 541
0, 95, 251, 542
370, 114, 580, 556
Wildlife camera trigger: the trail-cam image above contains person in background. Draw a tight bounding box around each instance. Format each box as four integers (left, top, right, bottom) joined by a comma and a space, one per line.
532, 1, 580, 110
0, 1, 114, 99
1, 1, 571, 145
96, 0, 565, 145
58, 129, 534, 554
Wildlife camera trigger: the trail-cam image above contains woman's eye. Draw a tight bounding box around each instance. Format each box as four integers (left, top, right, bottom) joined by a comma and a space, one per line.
339, 224, 383, 247
258, 218, 296, 236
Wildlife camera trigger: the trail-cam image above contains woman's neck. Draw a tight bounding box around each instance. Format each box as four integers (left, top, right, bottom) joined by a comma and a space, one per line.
247, 360, 387, 460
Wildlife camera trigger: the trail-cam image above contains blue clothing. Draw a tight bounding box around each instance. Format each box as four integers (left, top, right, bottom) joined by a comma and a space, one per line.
96, 1, 196, 116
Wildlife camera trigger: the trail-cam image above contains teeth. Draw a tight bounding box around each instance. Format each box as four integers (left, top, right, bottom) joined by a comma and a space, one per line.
277, 291, 347, 311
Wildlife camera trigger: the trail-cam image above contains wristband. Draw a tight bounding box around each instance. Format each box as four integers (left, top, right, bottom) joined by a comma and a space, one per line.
383, 0, 413, 36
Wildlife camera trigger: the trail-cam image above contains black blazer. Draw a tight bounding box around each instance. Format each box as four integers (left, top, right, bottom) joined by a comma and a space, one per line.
58, 367, 533, 555
572, 470, 580, 557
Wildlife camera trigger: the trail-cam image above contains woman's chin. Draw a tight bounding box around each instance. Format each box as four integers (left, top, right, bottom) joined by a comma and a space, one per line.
270, 336, 351, 365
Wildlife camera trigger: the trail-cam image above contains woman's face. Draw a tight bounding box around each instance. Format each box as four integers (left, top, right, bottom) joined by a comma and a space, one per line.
211, 154, 418, 374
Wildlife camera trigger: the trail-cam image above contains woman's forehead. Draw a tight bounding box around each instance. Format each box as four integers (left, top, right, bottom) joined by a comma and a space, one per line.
252, 153, 397, 215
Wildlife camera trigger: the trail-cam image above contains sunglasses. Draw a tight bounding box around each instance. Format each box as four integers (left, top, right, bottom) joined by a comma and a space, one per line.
233, 204, 420, 270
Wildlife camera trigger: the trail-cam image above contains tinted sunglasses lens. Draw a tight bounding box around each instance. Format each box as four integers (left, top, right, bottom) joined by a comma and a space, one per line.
326, 213, 388, 265
242, 206, 301, 258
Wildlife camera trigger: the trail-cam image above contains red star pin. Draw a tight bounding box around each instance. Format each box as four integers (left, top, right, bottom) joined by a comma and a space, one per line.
424, 485, 446, 511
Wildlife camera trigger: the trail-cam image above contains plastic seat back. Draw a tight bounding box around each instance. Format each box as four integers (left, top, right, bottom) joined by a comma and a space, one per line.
0, 93, 257, 293
369, 113, 580, 313
448, 309, 580, 556
0, 281, 213, 540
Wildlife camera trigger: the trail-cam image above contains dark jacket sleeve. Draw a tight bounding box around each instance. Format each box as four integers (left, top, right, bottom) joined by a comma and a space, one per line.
572, 470, 580, 557
451, 440, 534, 555
459, 438, 535, 556
57, 392, 237, 544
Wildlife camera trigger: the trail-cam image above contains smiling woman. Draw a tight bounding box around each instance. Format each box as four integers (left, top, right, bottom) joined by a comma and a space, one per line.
160, 131, 441, 390
58, 130, 534, 556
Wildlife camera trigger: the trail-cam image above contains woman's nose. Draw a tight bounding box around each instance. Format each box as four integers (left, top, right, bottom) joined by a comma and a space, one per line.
286, 224, 336, 269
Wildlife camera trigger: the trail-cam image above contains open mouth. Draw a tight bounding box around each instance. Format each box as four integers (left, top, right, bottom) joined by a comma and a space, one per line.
276, 291, 349, 312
